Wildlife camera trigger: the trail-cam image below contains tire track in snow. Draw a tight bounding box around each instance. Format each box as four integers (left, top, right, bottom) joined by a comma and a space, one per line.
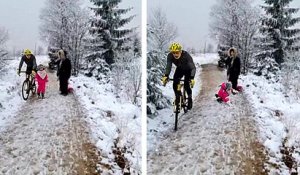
148, 64, 267, 175
0, 68, 100, 175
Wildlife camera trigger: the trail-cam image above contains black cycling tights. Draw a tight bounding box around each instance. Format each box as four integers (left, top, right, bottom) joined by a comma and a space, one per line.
173, 68, 192, 99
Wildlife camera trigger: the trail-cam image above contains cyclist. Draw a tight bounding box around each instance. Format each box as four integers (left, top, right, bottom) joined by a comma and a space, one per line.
17, 49, 37, 79
162, 42, 196, 110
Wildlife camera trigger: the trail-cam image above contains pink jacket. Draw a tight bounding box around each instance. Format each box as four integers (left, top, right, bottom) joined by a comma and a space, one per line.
35, 70, 48, 93
217, 82, 230, 103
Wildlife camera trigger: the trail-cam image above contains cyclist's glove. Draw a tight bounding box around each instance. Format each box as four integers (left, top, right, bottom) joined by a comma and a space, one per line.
190, 79, 195, 88
161, 75, 169, 86
31, 70, 36, 76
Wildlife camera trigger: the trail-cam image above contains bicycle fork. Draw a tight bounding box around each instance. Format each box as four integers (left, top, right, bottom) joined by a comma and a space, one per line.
173, 83, 184, 113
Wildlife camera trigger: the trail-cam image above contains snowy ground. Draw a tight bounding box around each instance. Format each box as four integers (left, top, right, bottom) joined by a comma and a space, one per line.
0, 56, 99, 174
148, 58, 266, 174
71, 75, 141, 174
147, 53, 219, 152
0, 55, 49, 129
148, 53, 300, 174
0, 55, 141, 174
241, 74, 300, 174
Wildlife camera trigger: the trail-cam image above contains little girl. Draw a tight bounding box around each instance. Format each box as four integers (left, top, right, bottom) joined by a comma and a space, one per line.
35, 64, 48, 99
215, 82, 232, 103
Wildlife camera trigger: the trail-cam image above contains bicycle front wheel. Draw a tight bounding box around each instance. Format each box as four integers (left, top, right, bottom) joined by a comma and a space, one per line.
31, 79, 36, 94
174, 99, 180, 131
174, 111, 179, 131
22, 80, 30, 100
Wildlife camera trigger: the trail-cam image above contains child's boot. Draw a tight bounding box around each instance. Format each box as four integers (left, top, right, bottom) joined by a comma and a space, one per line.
231, 89, 237, 95
41, 93, 44, 99
37, 93, 40, 99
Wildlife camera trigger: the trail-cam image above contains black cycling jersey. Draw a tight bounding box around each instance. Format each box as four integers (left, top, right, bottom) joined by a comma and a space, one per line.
18, 55, 37, 74
165, 50, 196, 79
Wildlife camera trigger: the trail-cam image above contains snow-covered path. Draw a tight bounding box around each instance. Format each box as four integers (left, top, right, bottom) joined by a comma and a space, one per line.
148, 64, 267, 174
0, 69, 99, 175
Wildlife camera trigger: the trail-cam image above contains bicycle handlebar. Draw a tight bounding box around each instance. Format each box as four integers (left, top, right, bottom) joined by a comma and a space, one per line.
168, 79, 186, 82
19, 71, 36, 73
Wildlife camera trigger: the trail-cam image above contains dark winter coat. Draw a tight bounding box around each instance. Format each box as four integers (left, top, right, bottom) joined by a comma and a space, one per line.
58, 58, 71, 80
165, 50, 196, 79
225, 48, 241, 80
18, 55, 37, 73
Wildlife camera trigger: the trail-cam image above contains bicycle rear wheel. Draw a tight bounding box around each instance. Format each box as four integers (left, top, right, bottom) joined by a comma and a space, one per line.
22, 80, 30, 100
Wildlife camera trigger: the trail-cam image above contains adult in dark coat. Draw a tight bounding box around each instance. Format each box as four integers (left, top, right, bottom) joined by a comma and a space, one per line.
225, 47, 241, 92
57, 49, 71, 96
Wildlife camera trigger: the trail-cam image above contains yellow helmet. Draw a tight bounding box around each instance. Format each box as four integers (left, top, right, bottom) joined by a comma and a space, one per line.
169, 42, 182, 52
24, 49, 32, 55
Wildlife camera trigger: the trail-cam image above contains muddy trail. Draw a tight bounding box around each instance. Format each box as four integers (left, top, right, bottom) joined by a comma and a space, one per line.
0, 68, 100, 175
148, 64, 267, 175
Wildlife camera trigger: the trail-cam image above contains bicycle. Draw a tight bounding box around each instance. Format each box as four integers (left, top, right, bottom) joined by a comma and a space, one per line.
167, 79, 189, 131
20, 71, 36, 100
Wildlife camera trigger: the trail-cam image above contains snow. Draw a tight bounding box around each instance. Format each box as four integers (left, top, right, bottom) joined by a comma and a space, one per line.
147, 52, 300, 174
193, 53, 220, 65
148, 55, 267, 174
147, 53, 219, 153
0, 55, 49, 130
0, 55, 141, 174
240, 73, 300, 174
0, 55, 106, 174
71, 75, 141, 174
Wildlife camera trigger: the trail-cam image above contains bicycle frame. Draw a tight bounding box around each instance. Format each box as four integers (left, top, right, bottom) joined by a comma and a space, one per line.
20, 71, 34, 84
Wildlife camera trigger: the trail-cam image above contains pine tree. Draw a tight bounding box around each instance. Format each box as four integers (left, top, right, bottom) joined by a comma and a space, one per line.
256, 0, 300, 67
147, 51, 169, 115
132, 35, 141, 57
86, 0, 134, 69
146, 8, 178, 115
